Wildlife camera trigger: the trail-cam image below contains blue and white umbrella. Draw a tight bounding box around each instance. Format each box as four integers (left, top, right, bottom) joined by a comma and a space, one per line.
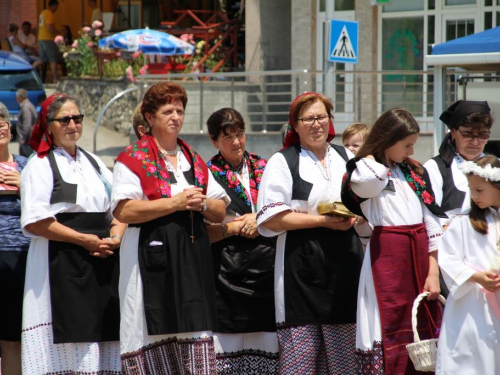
98, 28, 195, 55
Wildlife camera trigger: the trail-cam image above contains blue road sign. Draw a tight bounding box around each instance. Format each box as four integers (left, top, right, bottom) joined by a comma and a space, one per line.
329, 19, 359, 64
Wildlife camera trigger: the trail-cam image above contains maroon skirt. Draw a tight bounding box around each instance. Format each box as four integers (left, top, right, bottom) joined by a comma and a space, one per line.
370, 223, 441, 375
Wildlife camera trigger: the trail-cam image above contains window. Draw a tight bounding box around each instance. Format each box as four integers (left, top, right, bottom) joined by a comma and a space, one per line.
382, 17, 424, 114
446, 19, 475, 40
445, 0, 476, 5
383, 0, 424, 12
335, 0, 355, 11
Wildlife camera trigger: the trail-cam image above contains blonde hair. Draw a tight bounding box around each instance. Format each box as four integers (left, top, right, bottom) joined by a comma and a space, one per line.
342, 123, 369, 145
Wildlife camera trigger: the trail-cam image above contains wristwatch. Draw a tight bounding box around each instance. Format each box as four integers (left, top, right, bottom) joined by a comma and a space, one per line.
202, 200, 208, 212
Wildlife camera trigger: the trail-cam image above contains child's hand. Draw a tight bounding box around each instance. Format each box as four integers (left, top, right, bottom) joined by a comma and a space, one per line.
470, 271, 500, 293
423, 273, 440, 300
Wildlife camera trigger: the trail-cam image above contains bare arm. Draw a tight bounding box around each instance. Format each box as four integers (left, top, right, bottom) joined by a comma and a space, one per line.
206, 221, 246, 244
261, 211, 356, 232
25, 218, 115, 257
423, 252, 440, 300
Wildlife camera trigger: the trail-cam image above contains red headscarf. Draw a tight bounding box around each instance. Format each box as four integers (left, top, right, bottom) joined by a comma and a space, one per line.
29, 93, 69, 158
282, 92, 336, 149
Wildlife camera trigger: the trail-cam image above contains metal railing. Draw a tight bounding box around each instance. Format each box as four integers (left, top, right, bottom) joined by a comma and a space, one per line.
94, 68, 496, 146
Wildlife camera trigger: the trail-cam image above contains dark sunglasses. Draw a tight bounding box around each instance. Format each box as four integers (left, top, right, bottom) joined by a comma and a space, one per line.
47, 114, 84, 126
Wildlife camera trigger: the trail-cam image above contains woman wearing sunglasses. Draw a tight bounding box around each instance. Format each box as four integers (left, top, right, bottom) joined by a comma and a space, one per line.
425, 100, 493, 229
19, 94, 126, 374
424, 100, 493, 296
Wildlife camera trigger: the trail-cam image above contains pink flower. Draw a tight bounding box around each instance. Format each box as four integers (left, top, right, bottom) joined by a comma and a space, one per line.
54, 35, 64, 45
134, 151, 146, 160
71, 40, 78, 48
82, 26, 91, 33
133, 51, 141, 59
210, 164, 222, 172
94, 29, 102, 37
147, 165, 157, 174
116, 52, 121, 57
103, 59, 109, 63
160, 170, 169, 179
249, 179, 256, 188
87, 42, 93, 47
139, 66, 147, 75
92, 20, 103, 29
139, 140, 148, 147
126, 66, 135, 83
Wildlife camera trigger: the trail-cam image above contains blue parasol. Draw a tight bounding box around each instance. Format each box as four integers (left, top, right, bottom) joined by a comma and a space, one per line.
98, 28, 195, 55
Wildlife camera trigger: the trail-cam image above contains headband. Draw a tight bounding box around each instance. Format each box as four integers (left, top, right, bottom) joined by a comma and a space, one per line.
461, 161, 500, 182
282, 92, 335, 149
439, 100, 491, 129
29, 93, 69, 158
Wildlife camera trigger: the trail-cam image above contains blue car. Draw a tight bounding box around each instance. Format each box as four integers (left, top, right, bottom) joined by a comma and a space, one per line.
0, 51, 46, 131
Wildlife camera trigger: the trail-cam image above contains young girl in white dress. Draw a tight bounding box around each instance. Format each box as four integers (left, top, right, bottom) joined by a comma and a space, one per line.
436, 154, 500, 374
341, 108, 445, 375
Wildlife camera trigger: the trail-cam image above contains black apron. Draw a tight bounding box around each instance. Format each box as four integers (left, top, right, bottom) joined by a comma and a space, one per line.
211, 166, 277, 333
47, 149, 120, 343
280, 143, 364, 326
134, 171, 217, 335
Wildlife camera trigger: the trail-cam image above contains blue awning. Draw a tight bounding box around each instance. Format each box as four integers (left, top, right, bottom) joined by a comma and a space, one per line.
431, 26, 500, 55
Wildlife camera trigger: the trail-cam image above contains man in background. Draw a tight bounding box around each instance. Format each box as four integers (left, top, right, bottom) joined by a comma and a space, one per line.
15, 89, 37, 157
38, 0, 60, 83
18, 22, 38, 54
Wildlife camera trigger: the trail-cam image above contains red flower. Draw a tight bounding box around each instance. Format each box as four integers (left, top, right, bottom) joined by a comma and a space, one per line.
250, 189, 258, 204
408, 182, 416, 191
421, 190, 434, 204
147, 165, 157, 174
249, 179, 256, 188
160, 170, 168, 179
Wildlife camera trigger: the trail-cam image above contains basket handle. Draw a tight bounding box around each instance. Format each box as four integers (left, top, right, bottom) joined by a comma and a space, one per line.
411, 291, 446, 343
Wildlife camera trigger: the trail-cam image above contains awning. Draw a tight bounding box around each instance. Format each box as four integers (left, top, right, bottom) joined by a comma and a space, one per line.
426, 26, 500, 69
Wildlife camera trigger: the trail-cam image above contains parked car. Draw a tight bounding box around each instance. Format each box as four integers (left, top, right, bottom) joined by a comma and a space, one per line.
0, 51, 46, 135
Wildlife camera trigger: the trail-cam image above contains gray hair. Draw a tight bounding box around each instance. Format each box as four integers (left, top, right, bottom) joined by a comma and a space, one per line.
16, 88, 28, 101
47, 94, 83, 121
0, 102, 10, 123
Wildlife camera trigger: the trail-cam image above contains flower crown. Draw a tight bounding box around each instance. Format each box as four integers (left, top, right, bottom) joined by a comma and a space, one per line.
461, 161, 500, 182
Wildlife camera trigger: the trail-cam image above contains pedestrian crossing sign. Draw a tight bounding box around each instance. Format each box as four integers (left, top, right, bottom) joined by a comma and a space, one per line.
328, 19, 359, 64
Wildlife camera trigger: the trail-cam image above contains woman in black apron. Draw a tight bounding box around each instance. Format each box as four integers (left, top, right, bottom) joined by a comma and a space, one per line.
20, 93, 126, 374
112, 82, 229, 375
256, 92, 364, 374
206, 108, 279, 373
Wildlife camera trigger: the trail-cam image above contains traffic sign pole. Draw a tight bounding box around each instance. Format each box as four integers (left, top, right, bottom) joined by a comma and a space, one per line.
324, 2, 335, 102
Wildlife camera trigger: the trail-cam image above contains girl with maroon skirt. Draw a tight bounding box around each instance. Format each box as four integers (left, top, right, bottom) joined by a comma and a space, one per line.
341, 108, 445, 375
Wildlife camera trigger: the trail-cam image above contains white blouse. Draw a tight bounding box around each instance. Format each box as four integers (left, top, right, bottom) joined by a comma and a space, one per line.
349, 158, 443, 251
21, 147, 113, 235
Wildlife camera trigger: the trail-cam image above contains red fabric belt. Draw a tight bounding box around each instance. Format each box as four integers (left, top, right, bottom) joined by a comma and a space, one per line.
371, 223, 441, 375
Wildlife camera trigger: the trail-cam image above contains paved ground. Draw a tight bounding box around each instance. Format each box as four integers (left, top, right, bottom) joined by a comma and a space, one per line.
9, 85, 131, 170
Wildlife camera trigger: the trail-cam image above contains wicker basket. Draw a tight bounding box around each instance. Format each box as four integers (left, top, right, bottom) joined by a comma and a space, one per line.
406, 292, 446, 372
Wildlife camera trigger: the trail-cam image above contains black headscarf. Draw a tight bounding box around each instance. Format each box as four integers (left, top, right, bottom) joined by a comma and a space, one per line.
438, 100, 491, 164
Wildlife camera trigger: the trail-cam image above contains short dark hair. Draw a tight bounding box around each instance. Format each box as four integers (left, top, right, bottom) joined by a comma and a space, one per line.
21, 21, 31, 28
141, 82, 188, 120
206, 108, 245, 141
8, 24, 19, 33
49, 0, 59, 7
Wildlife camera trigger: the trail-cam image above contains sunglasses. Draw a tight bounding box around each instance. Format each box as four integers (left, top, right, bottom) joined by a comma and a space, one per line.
47, 114, 84, 126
